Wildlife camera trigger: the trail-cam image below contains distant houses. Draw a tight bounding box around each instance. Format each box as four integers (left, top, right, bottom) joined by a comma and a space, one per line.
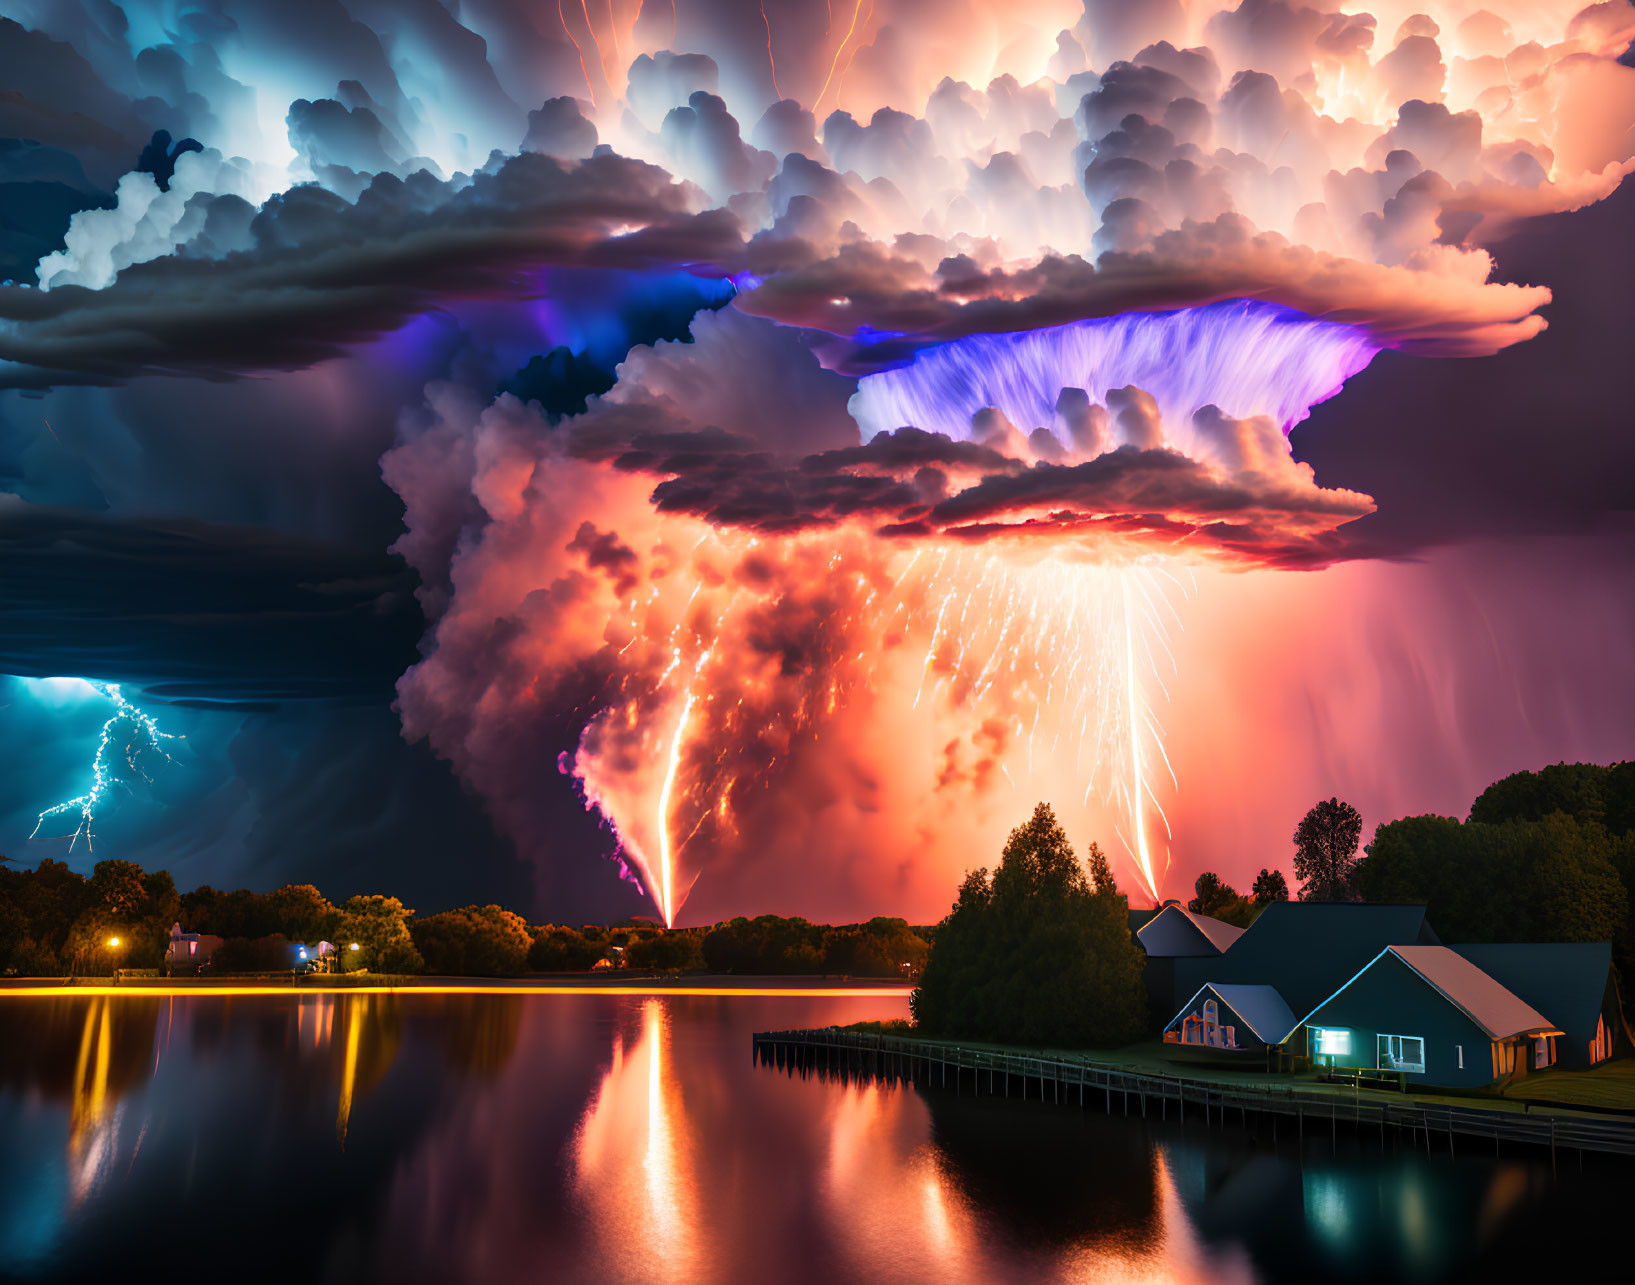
164, 922, 223, 972
1140, 901, 1629, 1089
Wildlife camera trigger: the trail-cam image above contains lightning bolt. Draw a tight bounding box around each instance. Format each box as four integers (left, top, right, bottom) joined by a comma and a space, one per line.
31, 682, 180, 852
760, 1, 782, 101
816, 0, 865, 111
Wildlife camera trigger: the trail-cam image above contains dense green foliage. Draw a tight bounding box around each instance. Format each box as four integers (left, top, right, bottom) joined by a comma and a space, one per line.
624, 929, 707, 970
410, 905, 533, 976
1471, 762, 1635, 835
0, 858, 178, 973
1251, 868, 1289, 904
910, 803, 1148, 1048
1293, 797, 1363, 900
1187, 872, 1259, 928
700, 914, 929, 976
212, 934, 299, 973
1355, 761, 1635, 993
527, 925, 610, 971
335, 894, 423, 974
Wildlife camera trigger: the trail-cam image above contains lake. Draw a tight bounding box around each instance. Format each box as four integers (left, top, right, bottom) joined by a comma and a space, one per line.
0, 989, 1620, 1283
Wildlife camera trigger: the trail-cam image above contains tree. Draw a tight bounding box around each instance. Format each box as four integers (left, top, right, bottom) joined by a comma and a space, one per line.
1185, 872, 1258, 928
911, 802, 1148, 1047
528, 925, 605, 971
1188, 872, 1236, 917
1354, 811, 1627, 945
410, 905, 532, 976
1293, 798, 1363, 901
1251, 869, 1289, 904
334, 895, 422, 974
626, 929, 707, 971
701, 916, 825, 973
266, 884, 340, 943
822, 919, 929, 977
1085, 842, 1118, 897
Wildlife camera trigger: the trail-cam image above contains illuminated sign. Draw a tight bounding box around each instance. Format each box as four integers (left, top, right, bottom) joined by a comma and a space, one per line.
1312, 1027, 1350, 1056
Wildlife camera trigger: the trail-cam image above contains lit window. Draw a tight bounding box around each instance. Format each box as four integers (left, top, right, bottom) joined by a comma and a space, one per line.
1534, 1037, 1550, 1069
1456, 1044, 1463, 1070
1312, 1027, 1350, 1056
1377, 1034, 1425, 1073
188, 941, 197, 956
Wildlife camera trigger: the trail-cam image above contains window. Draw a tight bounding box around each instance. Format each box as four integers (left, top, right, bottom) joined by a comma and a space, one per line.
1534, 1037, 1550, 1069
188, 940, 197, 956
1456, 1044, 1463, 1070
1377, 1034, 1425, 1073
1311, 1027, 1349, 1056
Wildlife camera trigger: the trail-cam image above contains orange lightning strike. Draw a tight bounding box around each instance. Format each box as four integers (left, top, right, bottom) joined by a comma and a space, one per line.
656, 651, 709, 927
1122, 575, 1160, 905
815, 0, 865, 111
558, 0, 597, 105
760, 1, 782, 100
578, 0, 611, 91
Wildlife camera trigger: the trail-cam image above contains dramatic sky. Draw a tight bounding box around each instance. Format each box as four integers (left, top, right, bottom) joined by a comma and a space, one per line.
2, 0, 1632, 926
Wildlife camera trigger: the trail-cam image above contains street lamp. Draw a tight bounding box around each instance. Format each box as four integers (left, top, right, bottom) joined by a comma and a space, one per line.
349, 942, 360, 951
107, 935, 124, 984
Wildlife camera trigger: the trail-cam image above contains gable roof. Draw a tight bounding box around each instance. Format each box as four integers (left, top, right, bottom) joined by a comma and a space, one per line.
1453, 943, 1613, 1047
1180, 983, 1298, 1045
1138, 904, 1244, 957
1324, 946, 1558, 1040
1174, 901, 1438, 1019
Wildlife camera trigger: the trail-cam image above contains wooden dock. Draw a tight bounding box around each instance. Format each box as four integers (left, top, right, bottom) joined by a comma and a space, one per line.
752, 1027, 1635, 1160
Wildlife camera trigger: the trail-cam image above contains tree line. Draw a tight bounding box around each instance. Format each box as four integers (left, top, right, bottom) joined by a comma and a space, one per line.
0, 857, 929, 979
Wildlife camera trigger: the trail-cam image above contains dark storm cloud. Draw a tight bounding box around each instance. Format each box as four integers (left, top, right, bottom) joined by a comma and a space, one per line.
1292, 172, 1635, 559
734, 217, 1550, 375
0, 151, 744, 389
0, 500, 421, 704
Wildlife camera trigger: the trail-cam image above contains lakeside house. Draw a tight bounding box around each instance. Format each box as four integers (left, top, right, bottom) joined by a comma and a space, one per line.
1453, 942, 1627, 1068
1133, 903, 1244, 1028
164, 922, 223, 971
1301, 945, 1561, 1088
1162, 983, 1296, 1056
1147, 903, 1631, 1089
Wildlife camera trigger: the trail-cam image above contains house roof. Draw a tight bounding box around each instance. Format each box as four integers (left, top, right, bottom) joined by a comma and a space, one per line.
1453, 943, 1613, 1047
1174, 901, 1439, 1019
1138, 904, 1244, 957
1374, 946, 1558, 1040
1179, 983, 1298, 1045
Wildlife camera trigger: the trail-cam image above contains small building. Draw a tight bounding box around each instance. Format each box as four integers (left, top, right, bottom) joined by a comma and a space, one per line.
1136, 903, 1245, 1027
164, 922, 223, 971
1298, 945, 1561, 1088
1454, 942, 1630, 1069
1171, 901, 1441, 1024
1164, 983, 1297, 1057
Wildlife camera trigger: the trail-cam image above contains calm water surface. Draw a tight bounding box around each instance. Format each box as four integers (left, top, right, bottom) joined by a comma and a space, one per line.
0, 990, 1622, 1283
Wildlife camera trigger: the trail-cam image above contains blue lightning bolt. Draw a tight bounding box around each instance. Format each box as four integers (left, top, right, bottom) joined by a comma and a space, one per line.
31, 682, 180, 852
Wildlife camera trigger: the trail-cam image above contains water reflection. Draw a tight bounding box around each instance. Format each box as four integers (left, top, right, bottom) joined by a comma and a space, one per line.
0, 992, 1625, 1284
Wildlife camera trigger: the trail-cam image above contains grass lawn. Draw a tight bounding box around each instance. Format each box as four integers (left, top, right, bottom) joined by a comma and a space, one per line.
1504, 1059, 1635, 1111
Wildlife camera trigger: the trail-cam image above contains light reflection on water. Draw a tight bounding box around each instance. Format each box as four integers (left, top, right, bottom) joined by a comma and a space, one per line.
0, 992, 1611, 1283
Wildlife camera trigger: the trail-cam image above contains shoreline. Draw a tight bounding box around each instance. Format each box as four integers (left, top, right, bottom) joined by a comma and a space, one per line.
0, 974, 916, 998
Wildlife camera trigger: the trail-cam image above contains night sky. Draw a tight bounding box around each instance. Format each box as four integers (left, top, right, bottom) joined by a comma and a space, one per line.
2, 1, 1632, 926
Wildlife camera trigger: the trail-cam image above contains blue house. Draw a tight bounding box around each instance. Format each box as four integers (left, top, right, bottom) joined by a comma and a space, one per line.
1170, 901, 1440, 1023
1134, 902, 1244, 1027
1453, 942, 1629, 1069
1299, 945, 1561, 1088
1164, 983, 1297, 1056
